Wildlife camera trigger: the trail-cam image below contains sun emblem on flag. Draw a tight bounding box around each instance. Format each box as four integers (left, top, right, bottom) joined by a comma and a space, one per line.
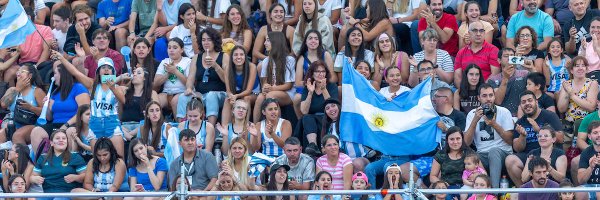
371, 113, 386, 128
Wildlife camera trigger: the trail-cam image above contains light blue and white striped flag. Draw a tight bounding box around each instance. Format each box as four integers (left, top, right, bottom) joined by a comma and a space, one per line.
340, 62, 441, 156
0, 0, 35, 49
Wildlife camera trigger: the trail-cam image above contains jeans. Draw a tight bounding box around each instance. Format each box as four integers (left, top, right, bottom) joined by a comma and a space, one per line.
365, 155, 410, 189
410, 20, 422, 54
478, 147, 510, 188
89, 115, 120, 138
177, 91, 227, 118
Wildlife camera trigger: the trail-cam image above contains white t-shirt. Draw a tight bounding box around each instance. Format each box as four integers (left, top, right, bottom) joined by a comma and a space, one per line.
210, 0, 231, 30
52, 28, 67, 53
35, 0, 47, 13
156, 57, 192, 94
378, 86, 411, 99
318, 0, 342, 19
390, 0, 425, 26
465, 105, 514, 154
260, 56, 296, 97
163, 0, 191, 25
169, 24, 195, 57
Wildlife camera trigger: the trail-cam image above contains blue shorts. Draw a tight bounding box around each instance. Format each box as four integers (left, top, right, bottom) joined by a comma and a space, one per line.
89, 115, 121, 138
583, 184, 600, 200
411, 156, 433, 178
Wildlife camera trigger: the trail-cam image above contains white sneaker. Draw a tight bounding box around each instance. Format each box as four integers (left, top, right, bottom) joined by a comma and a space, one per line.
0, 141, 12, 150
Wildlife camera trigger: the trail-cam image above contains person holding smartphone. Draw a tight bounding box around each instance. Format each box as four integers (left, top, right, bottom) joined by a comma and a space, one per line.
54, 51, 127, 158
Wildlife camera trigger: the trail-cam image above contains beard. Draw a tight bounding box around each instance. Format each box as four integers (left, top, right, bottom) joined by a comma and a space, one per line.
536, 177, 547, 186
525, 106, 538, 117
525, 3, 538, 14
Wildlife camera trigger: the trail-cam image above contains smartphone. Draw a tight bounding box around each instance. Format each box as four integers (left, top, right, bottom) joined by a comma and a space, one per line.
508, 56, 525, 65
101, 75, 117, 83
135, 184, 144, 191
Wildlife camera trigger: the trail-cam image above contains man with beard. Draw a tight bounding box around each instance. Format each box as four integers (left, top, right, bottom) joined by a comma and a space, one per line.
78, 29, 124, 78
487, 48, 528, 116
505, 90, 563, 186
464, 83, 514, 188
273, 137, 314, 191
505, 0, 554, 50
577, 121, 600, 200
518, 157, 559, 200
417, 0, 459, 57
168, 129, 218, 191
434, 87, 466, 134
563, 0, 600, 55
454, 21, 500, 86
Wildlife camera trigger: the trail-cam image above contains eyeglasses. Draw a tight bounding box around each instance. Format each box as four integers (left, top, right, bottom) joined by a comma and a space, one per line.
419, 67, 435, 72
519, 34, 532, 38
314, 70, 326, 74
470, 29, 485, 33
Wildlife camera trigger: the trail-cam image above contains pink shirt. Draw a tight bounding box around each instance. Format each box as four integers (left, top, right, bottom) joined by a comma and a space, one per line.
316, 153, 352, 190
462, 166, 486, 180
19, 24, 54, 64
84, 48, 124, 78
582, 42, 600, 72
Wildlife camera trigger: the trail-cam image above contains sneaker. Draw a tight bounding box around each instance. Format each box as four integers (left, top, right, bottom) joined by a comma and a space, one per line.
304, 142, 321, 156
0, 141, 12, 150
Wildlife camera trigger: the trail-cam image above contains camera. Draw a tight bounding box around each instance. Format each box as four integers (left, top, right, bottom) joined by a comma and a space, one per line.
508, 56, 524, 65
481, 104, 496, 119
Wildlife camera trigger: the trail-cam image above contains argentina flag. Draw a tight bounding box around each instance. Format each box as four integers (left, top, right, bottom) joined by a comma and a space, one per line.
340, 62, 441, 156
0, 0, 35, 49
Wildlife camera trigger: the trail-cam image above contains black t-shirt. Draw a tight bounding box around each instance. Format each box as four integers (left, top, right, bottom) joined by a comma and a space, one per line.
513, 109, 564, 153
579, 145, 600, 184
517, 49, 544, 70
527, 148, 565, 182
300, 83, 339, 114
439, 109, 467, 130
538, 93, 555, 110
562, 10, 600, 55
459, 89, 481, 114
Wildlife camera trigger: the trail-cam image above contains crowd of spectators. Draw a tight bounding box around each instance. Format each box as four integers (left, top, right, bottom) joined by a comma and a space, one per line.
2, 0, 600, 198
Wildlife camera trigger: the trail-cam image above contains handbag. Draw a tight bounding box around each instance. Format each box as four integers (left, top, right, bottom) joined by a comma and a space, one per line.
13, 97, 38, 125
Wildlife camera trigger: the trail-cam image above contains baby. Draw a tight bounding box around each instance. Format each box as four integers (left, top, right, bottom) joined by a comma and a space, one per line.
461, 153, 487, 200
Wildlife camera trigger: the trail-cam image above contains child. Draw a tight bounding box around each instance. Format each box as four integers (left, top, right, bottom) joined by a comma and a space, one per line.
545, 38, 570, 97
430, 181, 449, 200
462, 153, 487, 186
467, 175, 497, 200
558, 179, 574, 200
348, 172, 375, 200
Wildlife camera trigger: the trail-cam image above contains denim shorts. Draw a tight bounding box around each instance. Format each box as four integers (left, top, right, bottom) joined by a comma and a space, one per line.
89, 115, 121, 138
583, 184, 600, 200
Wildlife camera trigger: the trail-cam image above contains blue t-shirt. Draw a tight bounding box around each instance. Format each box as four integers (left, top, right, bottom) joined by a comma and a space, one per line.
51, 83, 89, 124
128, 157, 169, 191
96, 0, 132, 26
506, 9, 554, 45
33, 152, 87, 193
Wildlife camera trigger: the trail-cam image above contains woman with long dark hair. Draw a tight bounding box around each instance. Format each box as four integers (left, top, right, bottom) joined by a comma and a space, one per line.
221, 5, 254, 53
221, 46, 260, 126
169, 3, 200, 57
453, 64, 484, 114
181, 27, 229, 125
153, 38, 192, 118
67, 104, 96, 160
1, 144, 34, 192
252, 3, 296, 63
308, 171, 341, 200
72, 138, 126, 193
120, 67, 159, 140
252, 32, 296, 122
30, 57, 91, 155
126, 138, 168, 198
263, 164, 294, 200
316, 135, 353, 190
291, 0, 335, 56
0, 64, 46, 149
265, 0, 302, 25
30, 129, 87, 196
128, 101, 175, 157
130, 38, 159, 77
429, 127, 475, 200
251, 98, 292, 160
333, 27, 374, 84
176, 98, 216, 152
342, 0, 394, 46
55, 52, 126, 157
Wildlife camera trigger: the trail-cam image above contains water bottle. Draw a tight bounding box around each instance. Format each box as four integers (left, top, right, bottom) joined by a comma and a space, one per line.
500, 175, 509, 188
214, 148, 222, 164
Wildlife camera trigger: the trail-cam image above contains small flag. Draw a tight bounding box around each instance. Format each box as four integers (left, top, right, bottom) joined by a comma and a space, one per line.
0, 0, 35, 49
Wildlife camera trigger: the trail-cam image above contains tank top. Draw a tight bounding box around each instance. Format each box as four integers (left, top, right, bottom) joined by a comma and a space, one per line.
10, 85, 38, 113
185, 120, 207, 149
91, 85, 119, 117
566, 78, 593, 122
121, 96, 145, 122
227, 123, 252, 144
302, 52, 326, 75
137, 123, 169, 151
229, 31, 244, 46
93, 166, 115, 192
379, 53, 404, 88
195, 52, 226, 94
547, 58, 569, 92
260, 118, 285, 157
